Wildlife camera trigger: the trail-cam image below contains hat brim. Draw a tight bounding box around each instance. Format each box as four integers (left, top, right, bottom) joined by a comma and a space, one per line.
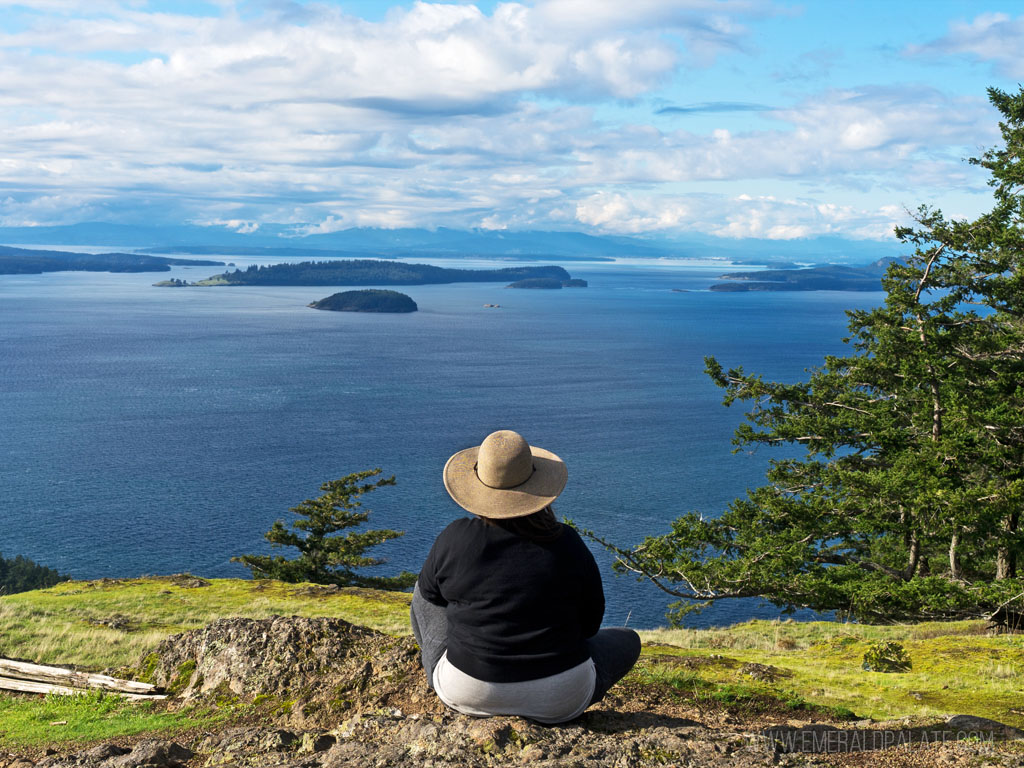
443, 444, 567, 519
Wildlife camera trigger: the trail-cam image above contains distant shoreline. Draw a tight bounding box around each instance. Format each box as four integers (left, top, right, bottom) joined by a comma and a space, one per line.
158, 259, 577, 288
0, 245, 224, 276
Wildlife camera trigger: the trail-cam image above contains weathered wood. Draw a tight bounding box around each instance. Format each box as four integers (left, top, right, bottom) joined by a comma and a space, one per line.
0, 676, 166, 700
988, 606, 1024, 634
0, 658, 160, 696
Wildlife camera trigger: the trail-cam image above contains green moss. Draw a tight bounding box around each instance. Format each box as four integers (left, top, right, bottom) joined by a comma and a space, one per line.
639, 747, 678, 765
275, 699, 294, 716
166, 659, 197, 695
328, 697, 353, 712
137, 652, 160, 684
209, 681, 240, 708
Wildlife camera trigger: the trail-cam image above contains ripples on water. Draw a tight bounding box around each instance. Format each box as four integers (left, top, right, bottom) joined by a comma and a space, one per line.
0, 254, 884, 627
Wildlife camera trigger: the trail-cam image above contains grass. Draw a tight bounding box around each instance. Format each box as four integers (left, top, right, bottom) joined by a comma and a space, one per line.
0, 575, 411, 669
638, 616, 989, 650
636, 618, 1024, 727
0, 689, 236, 752
2, 578, 1023, 752
0, 576, 412, 751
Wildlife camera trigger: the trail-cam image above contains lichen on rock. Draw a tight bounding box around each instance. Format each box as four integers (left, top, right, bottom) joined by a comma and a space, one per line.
143, 616, 435, 727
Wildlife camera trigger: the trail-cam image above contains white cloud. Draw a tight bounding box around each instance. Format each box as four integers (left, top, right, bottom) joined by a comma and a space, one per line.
0, 192, 111, 226
0, 2, 1002, 240
533, 0, 771, 65
906, 12, 1024, 78
575, 192, 691, 233
197, 218, 261, 234
571, 87, 993, 188
574, 191, 909, 240
0, 1, 714, 102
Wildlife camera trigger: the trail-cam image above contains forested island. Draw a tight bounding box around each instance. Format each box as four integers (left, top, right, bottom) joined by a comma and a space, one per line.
0, 245, 223, 275
709, 259, 893, 292
309, 289, 418, 313
506, 277, 589, 288
0, 552, 65, 594
178, 259, 574, 286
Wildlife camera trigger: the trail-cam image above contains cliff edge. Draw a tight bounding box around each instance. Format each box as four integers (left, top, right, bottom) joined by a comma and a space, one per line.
2, 581, 1024, 768
5, 616, 1022, 768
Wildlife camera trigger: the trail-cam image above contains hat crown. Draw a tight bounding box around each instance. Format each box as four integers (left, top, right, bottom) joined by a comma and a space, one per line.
477, 430, 533, 489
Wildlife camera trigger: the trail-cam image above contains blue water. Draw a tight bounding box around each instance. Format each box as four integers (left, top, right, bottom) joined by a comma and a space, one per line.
0, 253, 884, 628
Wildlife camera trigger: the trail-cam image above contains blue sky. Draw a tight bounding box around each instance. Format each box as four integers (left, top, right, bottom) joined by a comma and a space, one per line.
1, 0, 1022, 240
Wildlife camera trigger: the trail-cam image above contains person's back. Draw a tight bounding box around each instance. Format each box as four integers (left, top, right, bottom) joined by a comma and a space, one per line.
419, 515, 602, 681
410, 429, 641, 723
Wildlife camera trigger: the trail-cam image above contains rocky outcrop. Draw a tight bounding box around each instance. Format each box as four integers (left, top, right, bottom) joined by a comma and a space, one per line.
145, 616, 436, 727
28, 741, 193, 768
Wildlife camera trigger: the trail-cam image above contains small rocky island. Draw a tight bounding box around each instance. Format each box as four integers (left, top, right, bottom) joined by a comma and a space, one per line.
506, 277, 588, 289
309, 289, 418, 313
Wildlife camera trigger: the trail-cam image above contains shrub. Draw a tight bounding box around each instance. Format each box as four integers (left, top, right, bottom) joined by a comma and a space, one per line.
862, 641, 912, 672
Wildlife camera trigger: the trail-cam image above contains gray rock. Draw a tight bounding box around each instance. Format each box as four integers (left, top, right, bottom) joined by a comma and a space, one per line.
297, 734, 335, 754
139, 616, 430, 728
108, 742, 193, 768
946, 714, 1024, 739
82, 747, 130, 762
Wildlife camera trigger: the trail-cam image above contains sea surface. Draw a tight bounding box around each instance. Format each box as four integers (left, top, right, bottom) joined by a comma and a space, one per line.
0, 250, 885, 628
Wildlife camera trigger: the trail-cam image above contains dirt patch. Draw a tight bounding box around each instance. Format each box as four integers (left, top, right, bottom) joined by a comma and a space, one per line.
645, 653, 741, 671
160, 574, 210, 589
85, 615, 138, 632
287, 584, 340, 597
739, 662, 792, 682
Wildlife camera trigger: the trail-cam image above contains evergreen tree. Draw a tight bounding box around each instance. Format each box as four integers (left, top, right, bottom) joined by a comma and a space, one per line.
0, 552, 66, 595
585, 87, 1024, 623
232, 469, 416, 590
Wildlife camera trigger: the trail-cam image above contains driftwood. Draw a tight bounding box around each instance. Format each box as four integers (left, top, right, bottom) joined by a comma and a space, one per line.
987, 606, 1024, 634
0, 657, 165, 700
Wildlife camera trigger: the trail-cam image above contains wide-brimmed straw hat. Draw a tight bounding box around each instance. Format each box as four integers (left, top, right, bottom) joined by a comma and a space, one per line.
443, 430, 568, 519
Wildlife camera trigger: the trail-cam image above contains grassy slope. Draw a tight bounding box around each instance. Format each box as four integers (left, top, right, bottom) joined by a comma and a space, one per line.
1, 577, 1022, 750
0, 576, 410, 669
641, 621, 1024, 727
0, 577, 412, 750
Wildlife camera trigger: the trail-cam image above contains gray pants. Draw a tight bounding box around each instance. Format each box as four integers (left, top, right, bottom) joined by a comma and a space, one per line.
410, 584, 641, 707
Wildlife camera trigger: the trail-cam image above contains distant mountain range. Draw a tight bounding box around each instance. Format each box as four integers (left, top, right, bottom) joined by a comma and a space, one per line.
0, 222, 905, 266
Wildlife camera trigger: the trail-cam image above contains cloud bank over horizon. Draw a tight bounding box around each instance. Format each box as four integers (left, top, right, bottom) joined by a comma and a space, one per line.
0, 0, 1021, 241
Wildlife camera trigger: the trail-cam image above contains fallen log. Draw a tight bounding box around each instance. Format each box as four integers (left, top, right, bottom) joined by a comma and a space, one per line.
987, 606, 1024, 634
0, 675, 166, 700
0, 658, 164, 699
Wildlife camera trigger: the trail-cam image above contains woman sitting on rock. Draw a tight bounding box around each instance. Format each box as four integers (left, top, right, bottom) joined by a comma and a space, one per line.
411, 430, 641, 724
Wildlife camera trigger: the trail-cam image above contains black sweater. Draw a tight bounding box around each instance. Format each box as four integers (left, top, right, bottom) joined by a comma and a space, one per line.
418, 517, 605, 683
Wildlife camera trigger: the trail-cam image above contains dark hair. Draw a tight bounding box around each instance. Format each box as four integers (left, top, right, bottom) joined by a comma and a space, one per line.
477, 505, 563, 544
